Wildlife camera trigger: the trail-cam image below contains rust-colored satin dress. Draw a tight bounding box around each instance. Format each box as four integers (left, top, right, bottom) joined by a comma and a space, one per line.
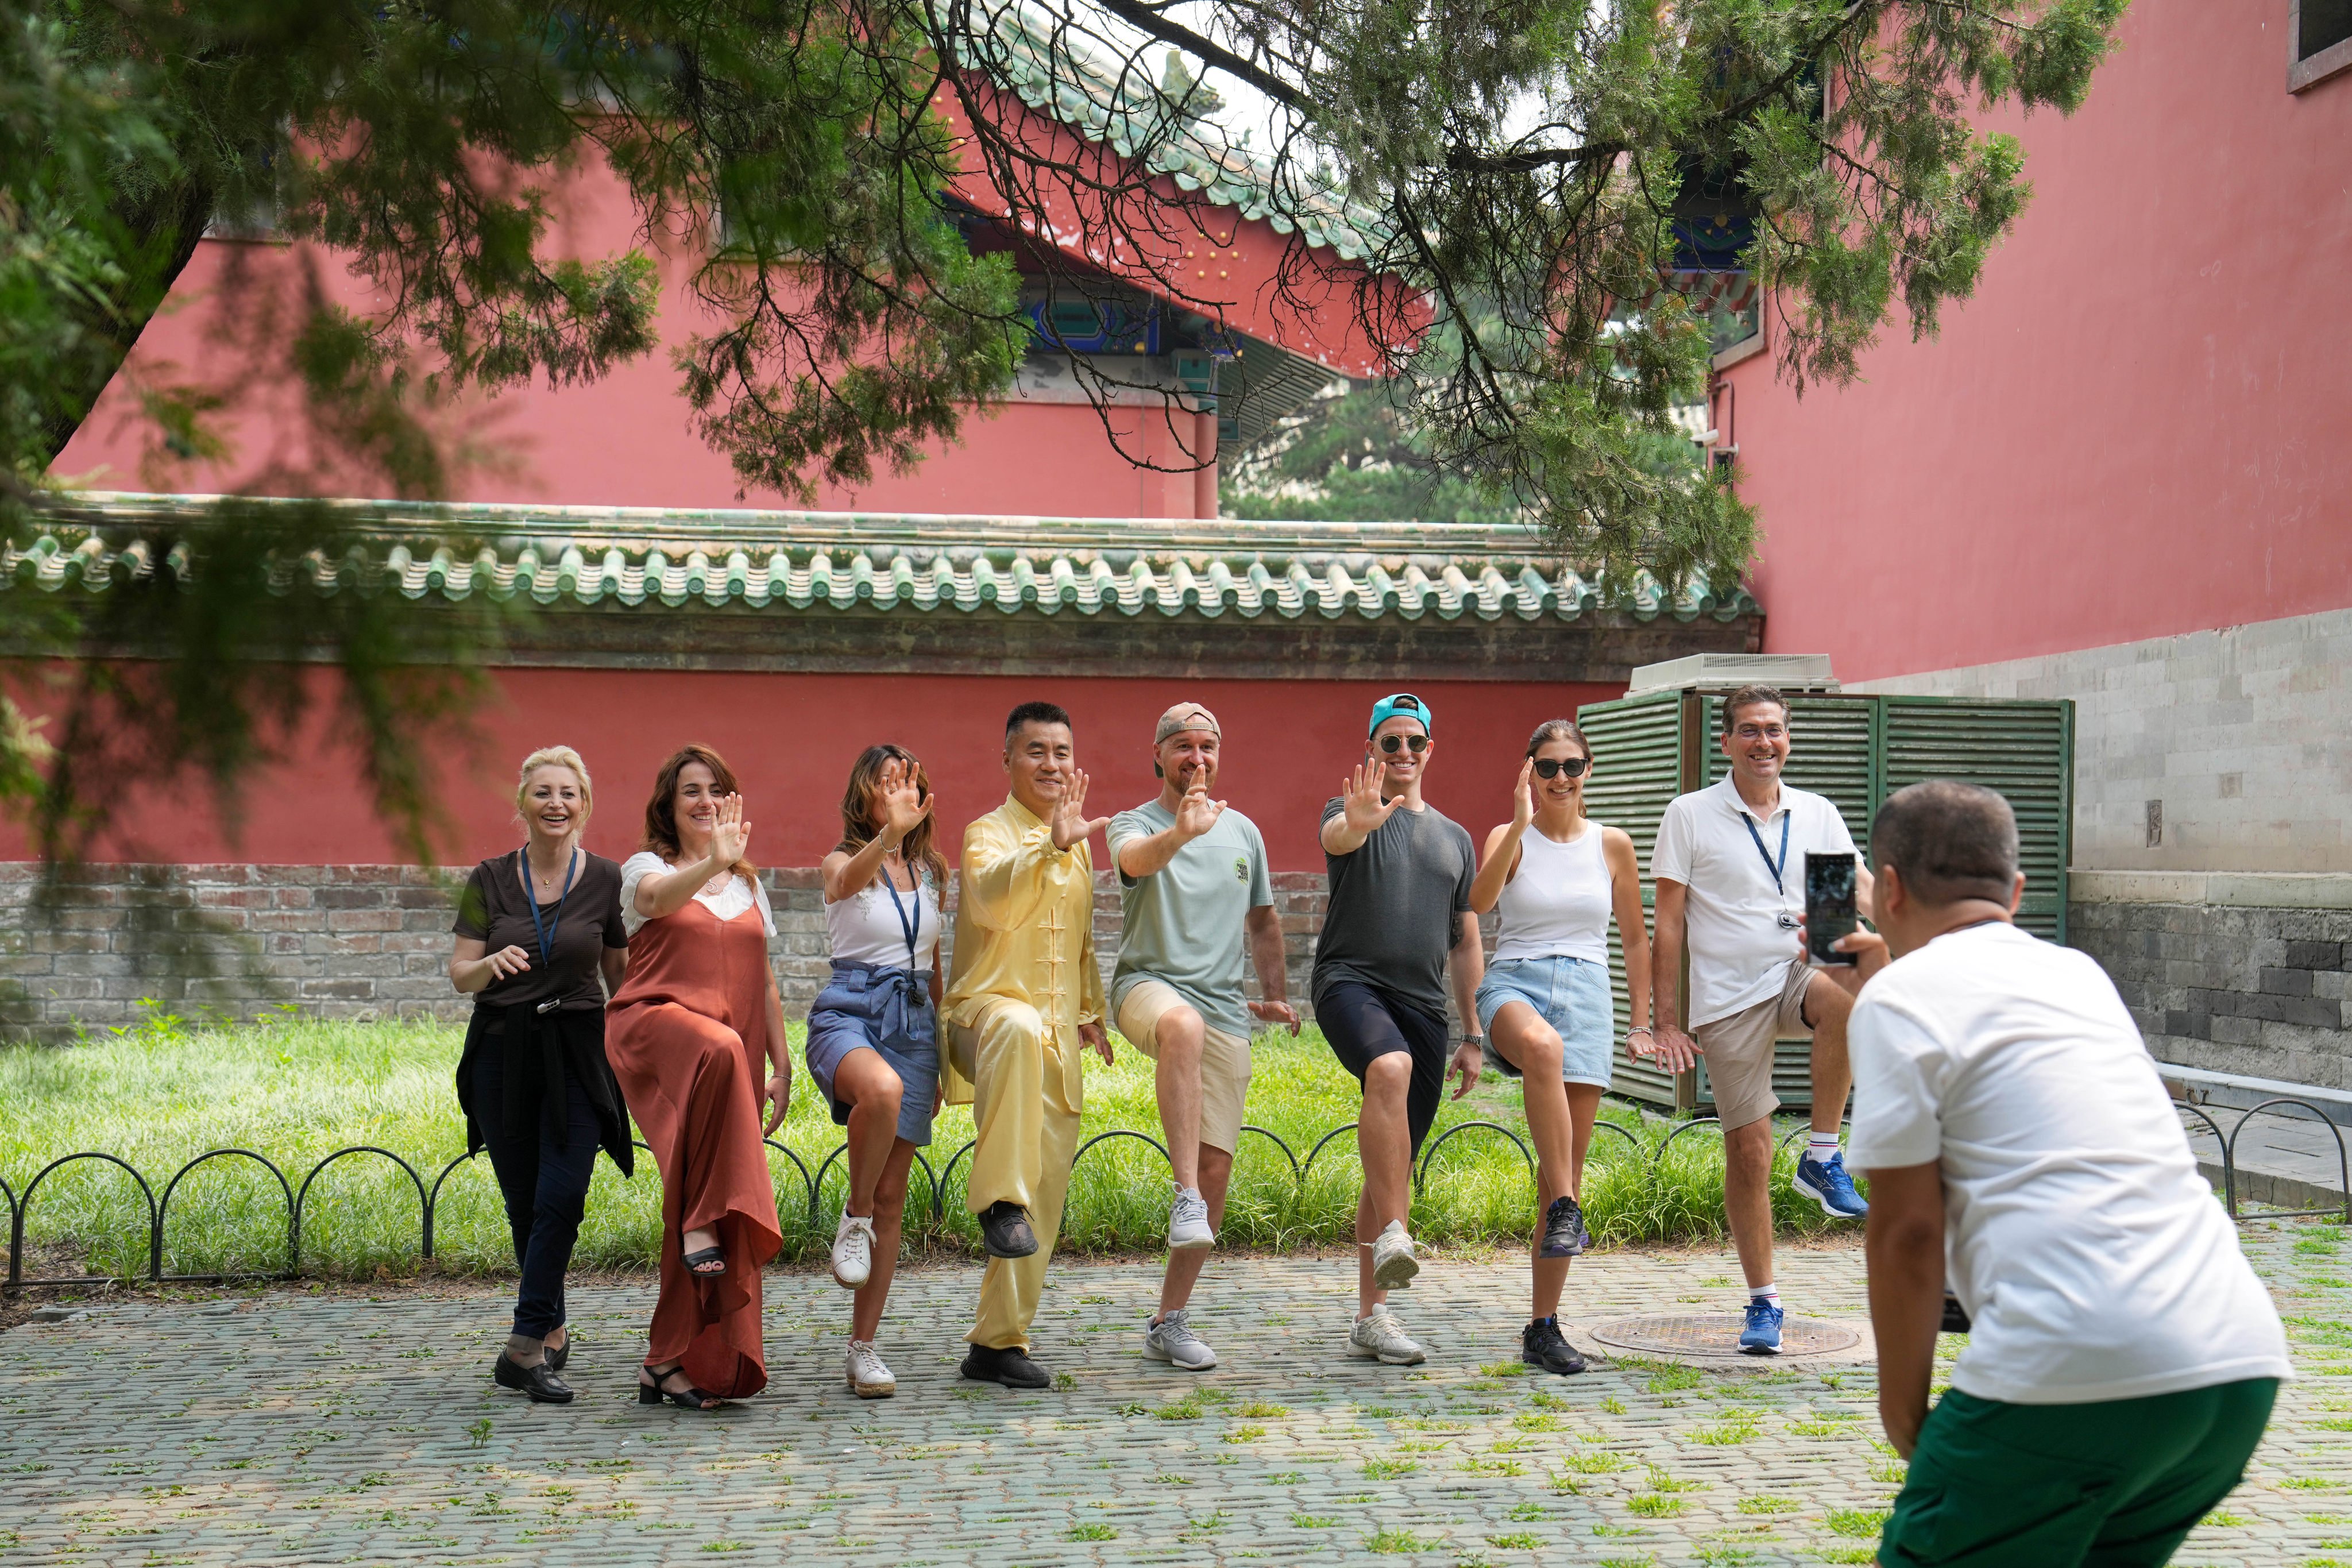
605, 893, 782, 1397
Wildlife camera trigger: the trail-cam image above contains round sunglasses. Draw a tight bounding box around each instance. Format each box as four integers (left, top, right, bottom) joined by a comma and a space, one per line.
1377, 733, 1430, 754
1531, 756, 1590, 779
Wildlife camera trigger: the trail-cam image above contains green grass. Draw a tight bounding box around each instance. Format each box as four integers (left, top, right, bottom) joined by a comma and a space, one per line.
2, 1014, 1860, 1278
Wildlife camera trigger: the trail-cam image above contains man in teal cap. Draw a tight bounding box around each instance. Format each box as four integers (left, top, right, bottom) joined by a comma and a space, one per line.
1315, 692, 1484, 1366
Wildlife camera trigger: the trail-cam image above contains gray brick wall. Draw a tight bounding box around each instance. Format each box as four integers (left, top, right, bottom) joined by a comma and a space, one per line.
1861, 606, 2352, 874
0, 862, 1334, 1042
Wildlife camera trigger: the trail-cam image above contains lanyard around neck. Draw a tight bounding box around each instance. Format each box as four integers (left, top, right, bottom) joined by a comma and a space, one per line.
523, 847, 580, 967
1741, 809, 1791, 896
879, 862, 922, 971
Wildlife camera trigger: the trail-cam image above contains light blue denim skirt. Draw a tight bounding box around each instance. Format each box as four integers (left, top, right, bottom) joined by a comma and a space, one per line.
1474, 954, 1615, 1088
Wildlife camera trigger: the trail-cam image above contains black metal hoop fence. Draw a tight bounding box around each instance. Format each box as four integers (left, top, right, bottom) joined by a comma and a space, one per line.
3, 1099, 2338, 1291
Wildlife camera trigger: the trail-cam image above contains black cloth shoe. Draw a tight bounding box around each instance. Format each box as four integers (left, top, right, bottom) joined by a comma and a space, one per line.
494, 1351, 576, 1403
979, 1200, 1039, 1259
1539, 1195, 1586, 1259
959, 1343, 1052, 1389
1522, 1316, 1587, 1376
544, 1331, 571, 1374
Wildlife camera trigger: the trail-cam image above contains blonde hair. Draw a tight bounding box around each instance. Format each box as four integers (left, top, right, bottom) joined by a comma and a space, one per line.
516, 746, 595, 833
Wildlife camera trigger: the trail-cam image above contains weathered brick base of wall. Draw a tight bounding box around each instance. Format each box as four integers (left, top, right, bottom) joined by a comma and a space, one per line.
2071, 889, 2351, 1092
0, 862, 1333, 1042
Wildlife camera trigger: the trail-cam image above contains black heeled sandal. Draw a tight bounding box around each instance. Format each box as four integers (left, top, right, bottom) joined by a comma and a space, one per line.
638, 1364, 721, 1410
681, 1241, 727, 1277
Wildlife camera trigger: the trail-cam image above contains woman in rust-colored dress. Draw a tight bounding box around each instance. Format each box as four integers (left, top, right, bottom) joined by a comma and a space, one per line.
606, 744, 789, 1409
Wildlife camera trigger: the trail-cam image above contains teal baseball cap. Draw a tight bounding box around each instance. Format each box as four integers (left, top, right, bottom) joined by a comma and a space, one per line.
1368, 692, 1433, 737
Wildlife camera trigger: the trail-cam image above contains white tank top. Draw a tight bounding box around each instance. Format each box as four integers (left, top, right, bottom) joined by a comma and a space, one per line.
1492, 821, 1613, 965
825, 871, 942, 970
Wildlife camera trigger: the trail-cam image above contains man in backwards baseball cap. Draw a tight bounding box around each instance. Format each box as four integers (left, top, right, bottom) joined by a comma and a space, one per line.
1314, 689, 1483, 1368
1106, 701, 1297, 1374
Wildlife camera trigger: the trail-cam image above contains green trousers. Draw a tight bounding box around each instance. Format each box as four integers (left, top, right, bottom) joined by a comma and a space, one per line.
1879, 1377, 2277, 1567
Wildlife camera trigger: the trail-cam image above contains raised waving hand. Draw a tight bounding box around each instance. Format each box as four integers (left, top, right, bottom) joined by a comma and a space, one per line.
1051, 765, 1114, 852
711, 792, 752, 868
879, 758, 932, 845
1341, 756, 1404, 837
1173, 774, 1227, 841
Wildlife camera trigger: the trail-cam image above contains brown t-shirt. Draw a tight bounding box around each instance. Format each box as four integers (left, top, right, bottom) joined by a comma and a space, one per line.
453, 849, 628, 1012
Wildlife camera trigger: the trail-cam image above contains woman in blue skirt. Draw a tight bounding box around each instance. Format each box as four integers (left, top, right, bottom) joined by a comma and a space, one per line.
1470, 719, 1652, 1376
809, 744, 947, 1399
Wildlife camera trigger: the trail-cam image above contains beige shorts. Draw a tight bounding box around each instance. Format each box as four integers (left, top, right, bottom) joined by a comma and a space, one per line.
1693, 959, 1820, 1132
1114, 979, 1253, 1156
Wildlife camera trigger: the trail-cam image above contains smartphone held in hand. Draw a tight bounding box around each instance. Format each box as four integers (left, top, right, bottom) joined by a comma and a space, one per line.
1806, 851, 1859, 965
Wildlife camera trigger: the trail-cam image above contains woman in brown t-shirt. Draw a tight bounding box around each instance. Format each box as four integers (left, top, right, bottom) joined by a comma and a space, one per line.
449, 745, 634, 1405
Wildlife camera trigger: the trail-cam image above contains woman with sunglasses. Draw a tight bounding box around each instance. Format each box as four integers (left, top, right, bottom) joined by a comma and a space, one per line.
1468, 719, 1652, 1376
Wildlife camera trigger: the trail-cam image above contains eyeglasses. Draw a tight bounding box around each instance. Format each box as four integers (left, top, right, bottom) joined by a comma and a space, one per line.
1377, 733, 1430, 755
1531, 756, 1590, 779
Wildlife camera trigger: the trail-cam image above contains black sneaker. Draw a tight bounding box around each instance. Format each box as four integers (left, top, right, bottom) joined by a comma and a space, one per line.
1521, 1317, 1587, 1376
1538, 1195, 1586, 1259
979, 1200, 1039, 1259
960, 1342, 1052, 1389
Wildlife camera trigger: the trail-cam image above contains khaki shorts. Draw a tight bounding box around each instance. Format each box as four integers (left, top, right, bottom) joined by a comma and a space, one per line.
1114, 979, 1253, 1156
1693, 959, 1820, 1132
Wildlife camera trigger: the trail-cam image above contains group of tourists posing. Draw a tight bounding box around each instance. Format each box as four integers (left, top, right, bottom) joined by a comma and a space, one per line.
447, 683, 2288, 1568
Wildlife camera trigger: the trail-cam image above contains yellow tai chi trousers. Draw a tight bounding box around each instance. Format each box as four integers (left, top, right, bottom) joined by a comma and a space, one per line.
955, 995, 1084, 1351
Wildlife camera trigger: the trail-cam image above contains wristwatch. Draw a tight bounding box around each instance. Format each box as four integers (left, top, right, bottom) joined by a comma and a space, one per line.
1462, 1033, 1485, 1048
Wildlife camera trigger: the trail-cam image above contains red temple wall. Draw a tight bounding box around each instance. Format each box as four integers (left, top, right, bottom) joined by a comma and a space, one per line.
6, 667, 1623, 873
1717, 0, 2352, 681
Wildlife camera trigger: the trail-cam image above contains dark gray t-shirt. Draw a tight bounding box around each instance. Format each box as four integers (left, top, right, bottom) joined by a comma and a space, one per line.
1312, 797, 1477, 1015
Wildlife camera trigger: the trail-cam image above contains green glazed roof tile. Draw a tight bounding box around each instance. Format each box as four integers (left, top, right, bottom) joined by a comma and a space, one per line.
6, 493, 1760, 625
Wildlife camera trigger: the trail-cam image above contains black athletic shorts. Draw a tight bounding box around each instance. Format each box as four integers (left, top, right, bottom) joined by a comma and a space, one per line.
1316, 978, 1451, 1157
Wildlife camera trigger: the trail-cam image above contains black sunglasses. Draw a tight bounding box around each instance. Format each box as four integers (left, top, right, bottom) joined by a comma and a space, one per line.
1531, 756, 1590, 779
1377, 733, 1431, 755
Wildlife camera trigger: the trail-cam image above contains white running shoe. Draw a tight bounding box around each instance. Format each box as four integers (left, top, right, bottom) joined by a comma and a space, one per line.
831, 1212, 875, 1289
1370, 1219, 1419, 1291
1168, 1185, 1214, 1252
1348, 1308, 1427, 1365
845, 1338, 896, 1399
1144, 1308, 1219, 1370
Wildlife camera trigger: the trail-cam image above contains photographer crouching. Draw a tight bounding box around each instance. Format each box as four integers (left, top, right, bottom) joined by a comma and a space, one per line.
1828, 781, 2288, 1568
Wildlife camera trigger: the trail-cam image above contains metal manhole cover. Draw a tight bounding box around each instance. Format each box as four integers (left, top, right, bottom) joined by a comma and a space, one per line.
1587, 1314, 1862, 1359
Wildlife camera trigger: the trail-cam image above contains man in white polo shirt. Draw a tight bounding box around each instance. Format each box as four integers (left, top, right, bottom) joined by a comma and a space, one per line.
1648, 684, 1872, 1355
1843, 781, 2286, 1567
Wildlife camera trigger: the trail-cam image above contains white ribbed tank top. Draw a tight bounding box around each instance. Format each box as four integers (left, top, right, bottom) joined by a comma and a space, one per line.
1491, 821, 1613, 965
825, 873, 941, 970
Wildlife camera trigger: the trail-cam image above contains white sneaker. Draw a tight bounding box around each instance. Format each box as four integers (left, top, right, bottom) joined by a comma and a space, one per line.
831, 1212, 875, 1289
1370, 1219, 1419, 1291
845, 1338, 895, 1399
1144, 1308, 1218, 1370
1168, 1185, 1214, 1252
1348, 1308, 1427, 1365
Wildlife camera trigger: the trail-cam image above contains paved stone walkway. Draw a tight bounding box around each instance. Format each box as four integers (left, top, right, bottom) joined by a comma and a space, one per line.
3, 1223, 2349, 1566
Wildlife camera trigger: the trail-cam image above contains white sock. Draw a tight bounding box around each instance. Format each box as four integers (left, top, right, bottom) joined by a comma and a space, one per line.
1749, 1283, 1780, 1309
1807, 1132, 1841, 1161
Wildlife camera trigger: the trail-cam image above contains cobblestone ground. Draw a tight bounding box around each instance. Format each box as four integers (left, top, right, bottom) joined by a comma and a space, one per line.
2, 1223, 2347, 1567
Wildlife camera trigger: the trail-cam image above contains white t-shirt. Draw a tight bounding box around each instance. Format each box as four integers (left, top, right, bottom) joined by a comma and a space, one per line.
1848, 921, 2291, 1405
619, 851, 776, 939
1651, 775, 1858, 1027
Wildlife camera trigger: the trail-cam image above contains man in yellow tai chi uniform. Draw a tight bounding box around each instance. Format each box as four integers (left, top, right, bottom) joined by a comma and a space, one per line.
944, 700, 1113, 1389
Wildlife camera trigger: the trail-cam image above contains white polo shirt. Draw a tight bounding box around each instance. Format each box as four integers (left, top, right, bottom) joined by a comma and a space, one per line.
1651, 774, 1857, 1028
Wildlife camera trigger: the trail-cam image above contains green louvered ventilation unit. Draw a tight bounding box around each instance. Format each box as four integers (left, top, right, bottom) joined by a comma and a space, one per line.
1576, 688, 2073, 1114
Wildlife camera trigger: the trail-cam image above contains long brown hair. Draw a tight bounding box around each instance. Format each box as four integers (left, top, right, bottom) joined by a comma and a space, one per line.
642, 743, 757, 878
837, 743, 949, 890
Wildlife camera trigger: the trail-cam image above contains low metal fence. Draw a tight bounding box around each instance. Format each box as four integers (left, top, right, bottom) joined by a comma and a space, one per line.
3, 1098, 2339, 1290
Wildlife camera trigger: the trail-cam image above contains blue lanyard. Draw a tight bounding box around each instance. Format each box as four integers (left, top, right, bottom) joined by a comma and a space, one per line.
1741, 810, 1791, 895
879, 864, 922, 972
523, 847, 580, 968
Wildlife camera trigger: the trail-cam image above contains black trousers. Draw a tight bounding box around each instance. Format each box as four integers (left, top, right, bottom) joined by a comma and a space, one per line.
471, 1042, 601, 1338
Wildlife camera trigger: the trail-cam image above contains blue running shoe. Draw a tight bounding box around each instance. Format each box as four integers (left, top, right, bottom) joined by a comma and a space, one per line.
1793, 1149, 1870, 1219
1739, 1299, 1783, 1355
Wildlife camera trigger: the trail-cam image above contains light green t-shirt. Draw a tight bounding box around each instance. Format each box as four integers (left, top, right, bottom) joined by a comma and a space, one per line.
1106, 798, 1274, 1039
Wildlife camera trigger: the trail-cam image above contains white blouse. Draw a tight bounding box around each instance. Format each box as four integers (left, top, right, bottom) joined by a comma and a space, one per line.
619, 851, 776, 939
